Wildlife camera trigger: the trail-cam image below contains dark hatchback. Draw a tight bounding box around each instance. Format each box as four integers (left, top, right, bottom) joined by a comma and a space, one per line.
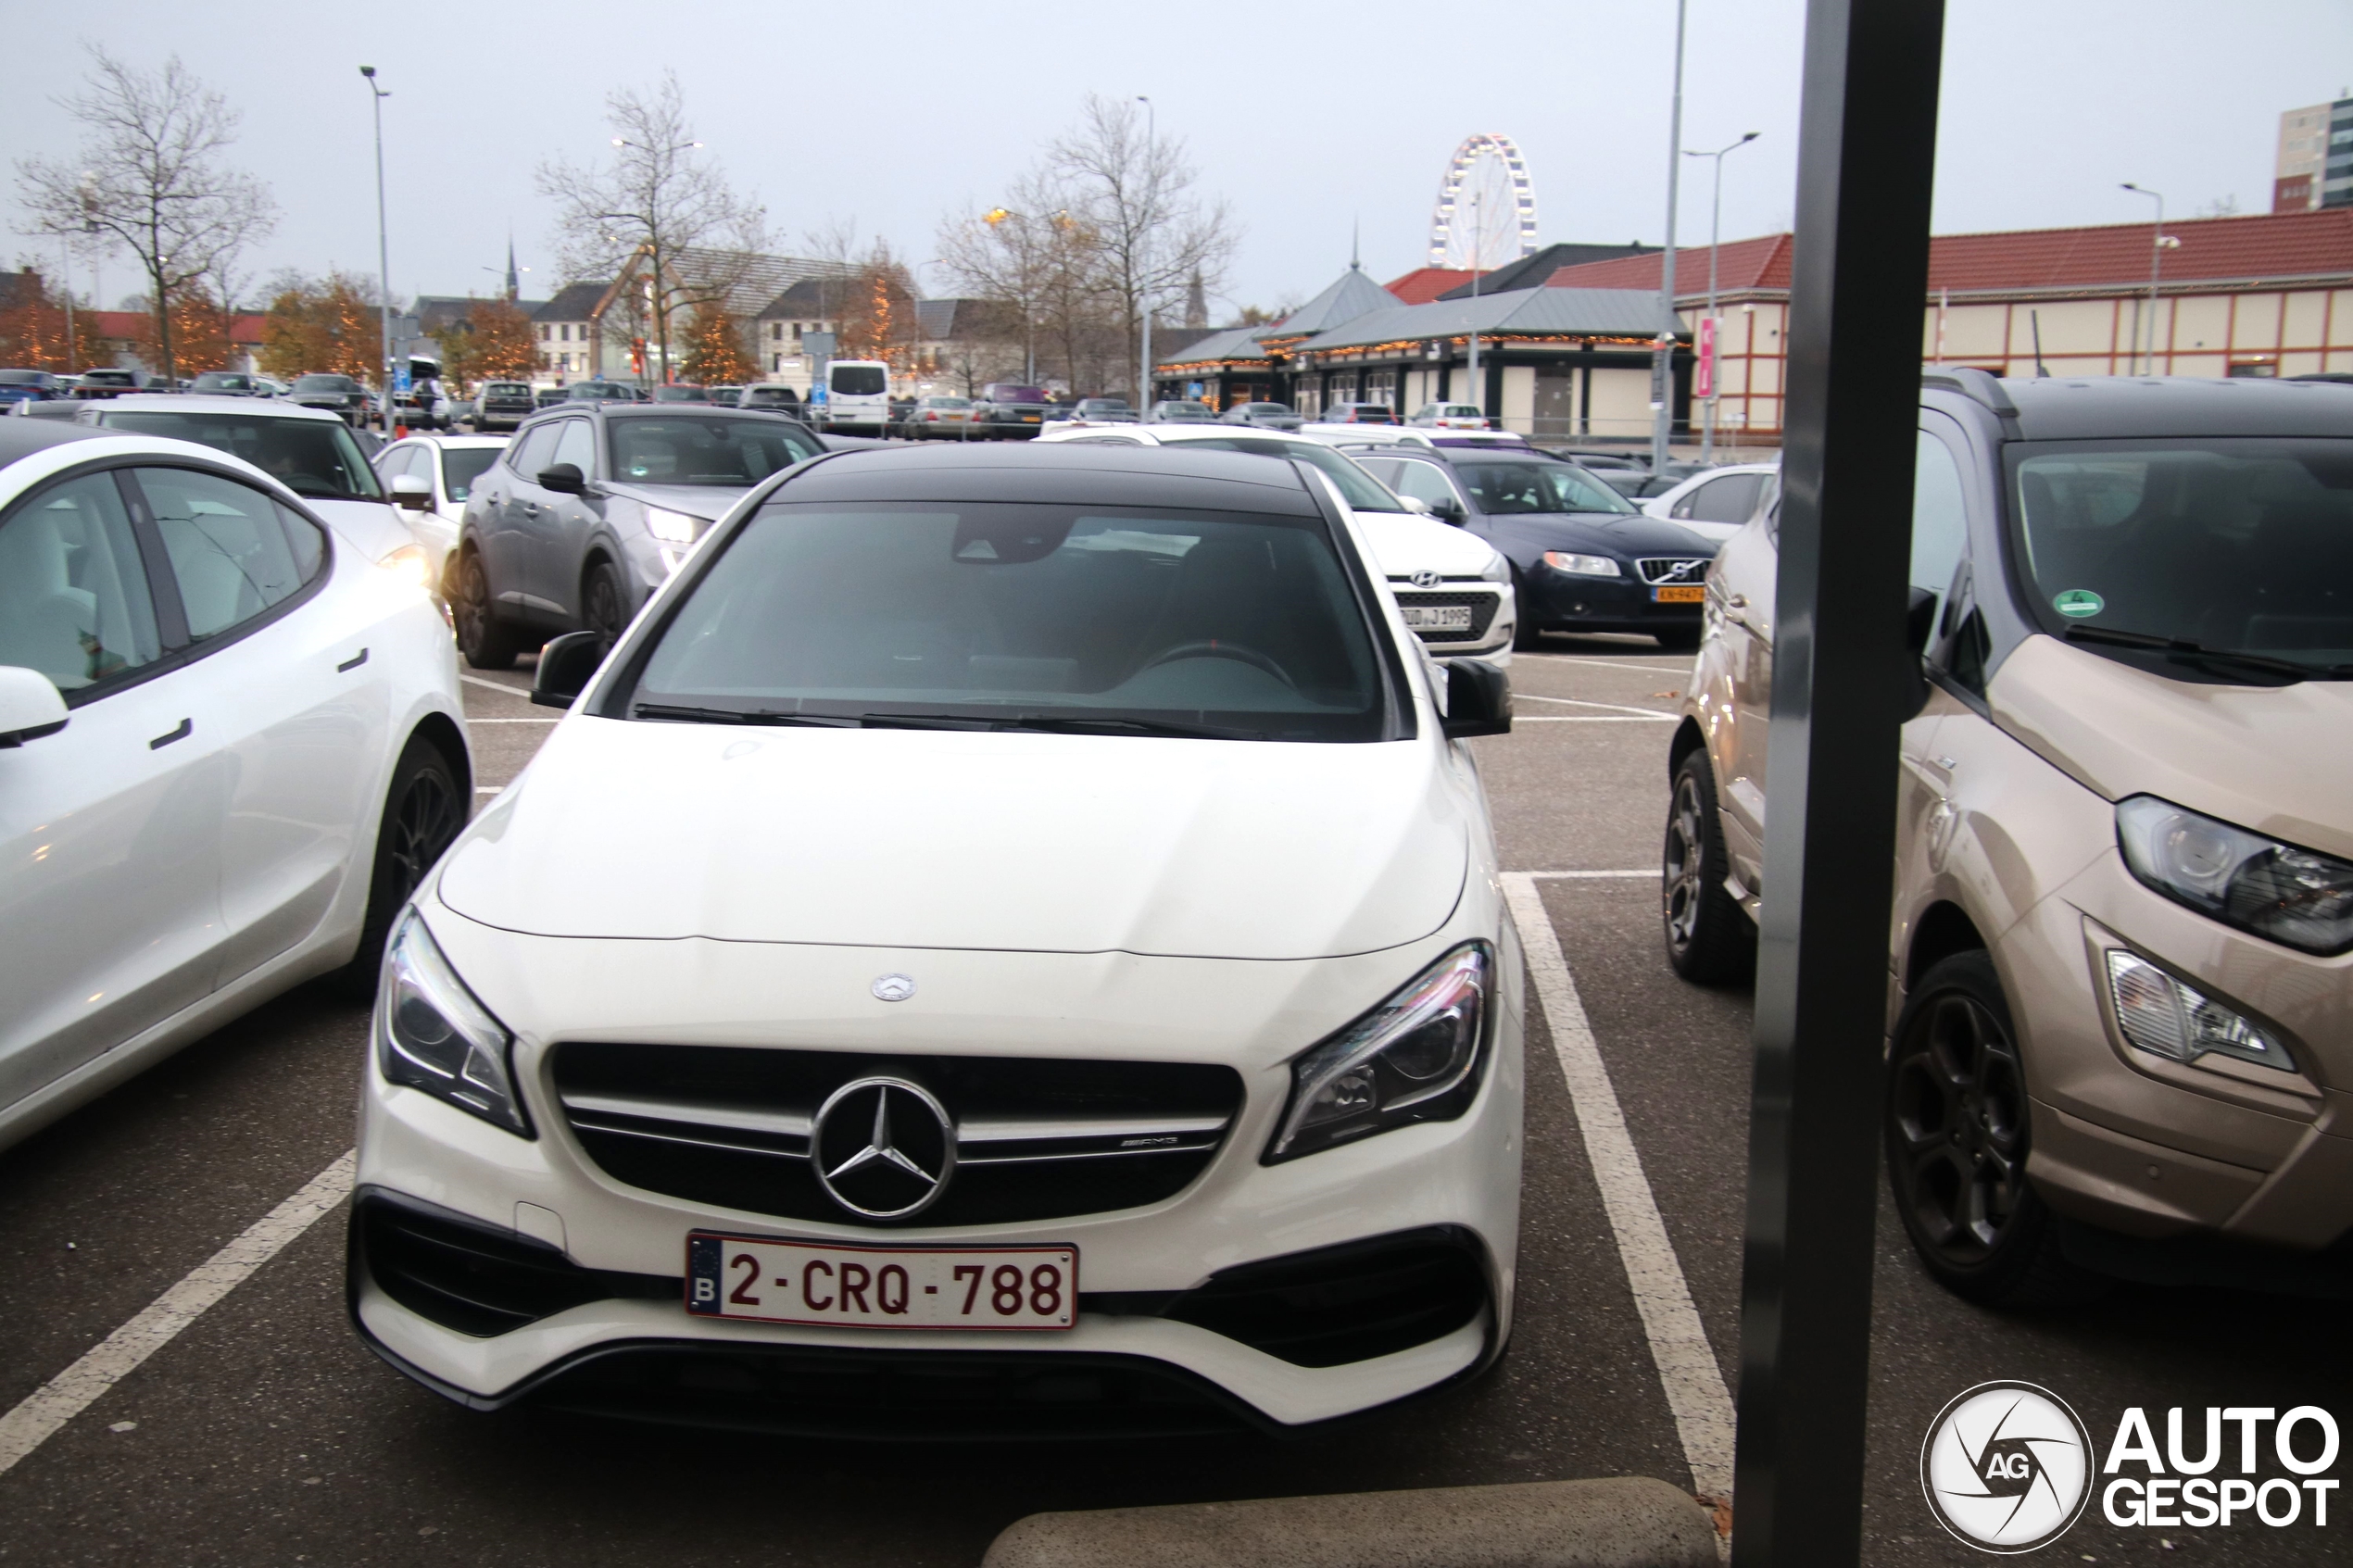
971, 383, 1054, 439
290, 373, 371, 422
1352, 445, 1718, 650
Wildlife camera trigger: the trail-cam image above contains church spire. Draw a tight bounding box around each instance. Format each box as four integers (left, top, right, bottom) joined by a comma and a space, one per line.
504, 235, 520, 301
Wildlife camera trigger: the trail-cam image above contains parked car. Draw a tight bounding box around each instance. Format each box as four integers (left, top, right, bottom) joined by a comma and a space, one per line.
347, 438, 1520, 1437
1638, 462, 1779, 543
887, 395, 918, 431
706, 385, 744, 408
1348, 445, 1716, 651
651, 384, 713, 406
73, 368, 140, 400
1318, 403, 1401, 426
970, 382, 1056, 438
1144, 400, 1216, 424
1074, 397, 1138, 422
535, 386, 572, 409
1219, 401, 1304, 432
472, 381, 538, 433
1038, 422, 1518, 666
374, 433, 510, 598
0, 415, 471, 1151
1409, 403, 1489, 430
188, 371, 266, 396
737, 383, 804, 415
288, 373, 371, 424
8, 397, 89, 420
1665, 370, 2353, 1306
562, 380, 644, 405
903, 395, 979, 439
0, 370, 71, 404
449, 404, 828, 666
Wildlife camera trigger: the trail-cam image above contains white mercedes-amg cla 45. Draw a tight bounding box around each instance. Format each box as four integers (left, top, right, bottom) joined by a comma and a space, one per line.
348, 442, 1524, 1437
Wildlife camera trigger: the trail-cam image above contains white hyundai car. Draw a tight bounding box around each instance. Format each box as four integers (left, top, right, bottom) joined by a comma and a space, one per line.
1039, 423, 1517, 667
349, 442, 1524, 1436
372, 432, 510, 597
0, 419, 472, 1150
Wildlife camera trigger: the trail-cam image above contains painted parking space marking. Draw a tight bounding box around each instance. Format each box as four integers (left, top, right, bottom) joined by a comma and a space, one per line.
1517, 694, 1680, 717
468, 718, 560, 724
459, 673, 531, 696
1516, 715, 1677, 723
1525, 869, 1659, 879
1522, 654, 1695, 676
1502, 873, 1735, 1509
0, 1150, 356, 1479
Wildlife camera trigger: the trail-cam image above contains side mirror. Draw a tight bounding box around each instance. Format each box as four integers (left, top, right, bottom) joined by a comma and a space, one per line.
1440, 658, 1512, 739
537, 463, 586, 495
0, 666, 70, 746
1902, 585, 1938, 720
1397, 495, 1435, 517
1431, 495, 1466, 524
390, 473, 433, 509
532, 630, 607, 709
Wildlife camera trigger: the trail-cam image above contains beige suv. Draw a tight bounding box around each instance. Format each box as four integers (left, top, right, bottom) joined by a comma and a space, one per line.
1665, 371, 2353, 1304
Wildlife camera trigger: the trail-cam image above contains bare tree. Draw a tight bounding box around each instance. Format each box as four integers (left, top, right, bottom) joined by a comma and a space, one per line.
537, 72, 768, 384
16, 47, 276, 382
936, 174, 1099, 384
1049, 95, 1237, 404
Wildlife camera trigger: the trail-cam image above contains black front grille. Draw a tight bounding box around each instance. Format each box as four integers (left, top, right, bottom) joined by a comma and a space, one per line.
1140, 1227, 1490, 1367
1637, 557, 1711, 587
552, 1043, 1242, 1228
352, 1190, 675, 1338
1388, 588, 1502, 644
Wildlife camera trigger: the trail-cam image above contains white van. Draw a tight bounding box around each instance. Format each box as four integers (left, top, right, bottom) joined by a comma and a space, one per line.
820, 359, 890, 434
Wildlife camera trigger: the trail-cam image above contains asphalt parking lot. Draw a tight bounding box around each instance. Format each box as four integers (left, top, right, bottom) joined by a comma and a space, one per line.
1, 641, 2346, 1566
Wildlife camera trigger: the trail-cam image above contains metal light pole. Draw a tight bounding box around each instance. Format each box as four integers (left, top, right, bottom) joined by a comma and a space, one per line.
1684, 132, 1759, 461
2121, 182, 2167, 375
1136, 96, 1157, 410
1466, 194, 1485, 422
1651, 0, 1689, 472
360, 67, 392, 430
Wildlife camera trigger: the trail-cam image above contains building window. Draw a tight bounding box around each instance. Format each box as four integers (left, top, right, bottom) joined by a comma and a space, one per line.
538, 324, 549, 342
772, 353, 782, 372
792, 322, 803, 343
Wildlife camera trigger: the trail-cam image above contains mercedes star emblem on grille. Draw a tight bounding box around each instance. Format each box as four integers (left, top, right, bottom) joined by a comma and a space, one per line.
871, 973, 915, 1002
1410, 570, 1443, 589
811, 1077, 956, 1219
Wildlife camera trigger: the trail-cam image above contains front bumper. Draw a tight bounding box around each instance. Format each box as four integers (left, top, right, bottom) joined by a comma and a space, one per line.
349, 897, 1524, 1433
1523, 567, 1702, 635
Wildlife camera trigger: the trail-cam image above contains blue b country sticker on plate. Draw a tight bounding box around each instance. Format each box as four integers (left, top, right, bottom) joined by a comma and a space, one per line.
686, 1233, 724, 1313
2053, 589, 2105, 619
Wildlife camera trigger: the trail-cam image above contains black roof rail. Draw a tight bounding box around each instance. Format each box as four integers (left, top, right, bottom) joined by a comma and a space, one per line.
1920, 367, 2017, 418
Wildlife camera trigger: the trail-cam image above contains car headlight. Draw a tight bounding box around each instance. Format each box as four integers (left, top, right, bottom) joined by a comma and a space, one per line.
2105, 950, 2294, 1073
2116, 796, 2353, 957
645, 506, 708, 546
375, 543, 432, 592
1265, 943, 1492, 1163
377, 909, 532, 1135
1542, 551, 1620, 578
1479, 550, 1512, 583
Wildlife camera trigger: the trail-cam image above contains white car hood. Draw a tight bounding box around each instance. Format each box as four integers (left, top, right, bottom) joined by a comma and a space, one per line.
312, 497, 419, 562
1354, 511, 1501, 577
437, 719, 1466, 960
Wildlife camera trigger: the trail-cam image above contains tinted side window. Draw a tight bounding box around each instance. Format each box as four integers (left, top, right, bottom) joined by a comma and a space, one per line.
1685, 472, 1767, 524
0, 471, 161, 695
135, 468, 314, 640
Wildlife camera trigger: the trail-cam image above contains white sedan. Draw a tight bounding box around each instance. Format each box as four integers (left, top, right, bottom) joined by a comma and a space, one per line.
373, 433, 510, 597
0, 418, 471, 1150
1637, 461, 1778, 543
1038, 422, 1517, 666
349, 441, 1523, 1437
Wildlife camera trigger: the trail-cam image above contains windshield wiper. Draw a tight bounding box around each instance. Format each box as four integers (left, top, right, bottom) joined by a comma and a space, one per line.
2061, 625, 2353, 682
632, 702, 856, 726
855, 711, 1267, 740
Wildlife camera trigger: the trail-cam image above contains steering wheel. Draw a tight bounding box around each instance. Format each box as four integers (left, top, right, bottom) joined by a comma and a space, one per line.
1134, 640, 1294, 687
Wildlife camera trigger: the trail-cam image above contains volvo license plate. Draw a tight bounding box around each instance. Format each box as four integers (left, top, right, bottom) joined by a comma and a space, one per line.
686, 1233, 1076, 1330
1400, 605, 1475, 631
1653, 584, 1705, 604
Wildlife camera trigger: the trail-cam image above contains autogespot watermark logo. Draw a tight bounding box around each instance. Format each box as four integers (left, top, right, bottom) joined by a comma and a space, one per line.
1921, 1382, 2095, 1552
1924, 1386, 2344, 1552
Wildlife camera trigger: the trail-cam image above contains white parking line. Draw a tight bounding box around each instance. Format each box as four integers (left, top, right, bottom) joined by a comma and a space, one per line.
1517, 694, 1679, 717
1525, 869, 1658, 878
0, 1150, 356, 1478
1525, 655, 1694, 677
1516, 715, 1677, 723
459, 673, 530, 696
468, 718, 560, 724
1501, 873, 1735, 1509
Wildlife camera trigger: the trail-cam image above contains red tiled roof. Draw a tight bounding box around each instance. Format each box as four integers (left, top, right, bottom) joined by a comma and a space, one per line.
1384, 267, 1486, 306
1542, 209, 2353, 299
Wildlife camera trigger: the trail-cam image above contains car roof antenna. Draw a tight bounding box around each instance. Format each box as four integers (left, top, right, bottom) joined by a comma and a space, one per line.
2031, 309, 2051, 378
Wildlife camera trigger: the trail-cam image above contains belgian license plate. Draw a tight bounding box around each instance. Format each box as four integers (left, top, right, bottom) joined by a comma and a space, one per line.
1401, 604, 1475, 631
686, 1233, 1076, 1331
1654, 584, 1705, 604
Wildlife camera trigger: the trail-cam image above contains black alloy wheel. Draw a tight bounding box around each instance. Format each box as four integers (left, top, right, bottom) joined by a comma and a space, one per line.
454, 551, 524, 671
582, 559, 629, 648
1661, 748, 1754, 984
1884, 951, 2097, 1307
330, 738, 465, 1000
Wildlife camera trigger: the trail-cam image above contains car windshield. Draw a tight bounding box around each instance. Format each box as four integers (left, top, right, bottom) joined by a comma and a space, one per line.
1162, 435, 1405, 513
293, 375, 358, 393
1456, 458, 1635, 515
629, 501, 1390, 742
653, 385, 707, 401
606, 415, 821, 485
988, 386, 1048, 403
830, 366, 887, 396
484, 383, 530, 396
94, 410, 384, 500
2008, 438, 2353, 675
192, 373, 250, 389
925, 397, 972, 408
441, 447, 501, 501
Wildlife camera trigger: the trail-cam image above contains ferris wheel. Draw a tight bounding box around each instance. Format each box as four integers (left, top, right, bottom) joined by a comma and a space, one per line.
1428, 133, 1540, 270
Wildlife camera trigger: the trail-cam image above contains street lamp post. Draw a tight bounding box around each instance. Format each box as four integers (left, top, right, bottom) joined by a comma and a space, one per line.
2120, 182, 2170, 375
360, 67, 391, 431
1137, 95, 1155, 410
1650, 0, 1689, 474
1466, 193, 1483, 420
1684, 132, 1760, 462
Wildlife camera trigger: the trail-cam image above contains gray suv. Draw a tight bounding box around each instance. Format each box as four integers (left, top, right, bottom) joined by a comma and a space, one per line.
450, 405, 826, 667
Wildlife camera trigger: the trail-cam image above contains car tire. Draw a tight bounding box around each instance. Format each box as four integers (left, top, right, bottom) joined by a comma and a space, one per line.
327, 735, 465, 1001
453, 550, 525, 671
1661, 747, 1755, 984
1508, 571, 1546, 651
1884, 951, 2104, 1309
1654, 626, 1702, 653
582, 558, 630, 647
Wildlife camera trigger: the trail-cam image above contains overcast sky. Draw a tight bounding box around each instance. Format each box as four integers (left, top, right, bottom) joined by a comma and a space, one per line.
5, 0, 2347, 318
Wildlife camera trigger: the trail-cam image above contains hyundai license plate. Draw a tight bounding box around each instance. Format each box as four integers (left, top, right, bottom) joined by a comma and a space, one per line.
686, 1233, 1076, 1330
1400, 605, 1475, 631
1653, 584, 1705, 604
